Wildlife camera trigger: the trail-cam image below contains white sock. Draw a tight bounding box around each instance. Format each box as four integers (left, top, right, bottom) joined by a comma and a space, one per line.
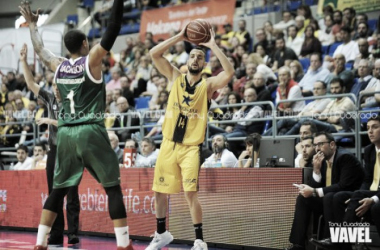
36, 224, 51, 246
114, 226, 129, 247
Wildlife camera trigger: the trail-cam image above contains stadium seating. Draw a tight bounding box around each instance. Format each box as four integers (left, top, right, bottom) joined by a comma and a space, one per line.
67, 15, 79, 26
299, 58, 310, 72
321, 45, 329, 55
368, 19, 378, 32
287, 0, 301, 11
328, 42, 343, 57
345, 62, 353, 70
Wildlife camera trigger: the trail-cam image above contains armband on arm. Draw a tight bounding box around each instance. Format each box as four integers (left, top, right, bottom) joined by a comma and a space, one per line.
100, 0, 123, 51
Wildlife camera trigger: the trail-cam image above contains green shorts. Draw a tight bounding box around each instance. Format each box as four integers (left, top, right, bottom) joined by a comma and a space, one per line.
53, 123, 120, 188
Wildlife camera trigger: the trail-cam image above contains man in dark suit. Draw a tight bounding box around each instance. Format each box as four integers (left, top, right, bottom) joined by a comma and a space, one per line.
311, 115, 380, 249
285, 132, 364, 250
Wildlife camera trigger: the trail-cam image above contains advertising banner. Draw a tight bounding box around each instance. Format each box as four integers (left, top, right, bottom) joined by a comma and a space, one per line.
0, 168, 302, 248
318, 0, 380, 15
140, 0, 236, 41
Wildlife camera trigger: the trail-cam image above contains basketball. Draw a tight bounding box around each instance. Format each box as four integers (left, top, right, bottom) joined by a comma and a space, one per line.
185, 19, 212, 45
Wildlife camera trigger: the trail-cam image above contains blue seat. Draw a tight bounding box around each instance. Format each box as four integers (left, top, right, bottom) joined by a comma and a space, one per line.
328, 42, 342, 57
321, 45, 329, 55
305, 99, 314, 105
120, 23, 140, 35
144, 122, 156, 132
83, 0, 94, 8
135, 97, 151, 110
262, 120, 272, 134
67, 15, 78, 25
88, 28, 101, 38
299, 58, 310, 73
368, 19, 378, 32
305, 0, 316, 5
123, 8, 141, 20
345, 62, 353, 70
288, 0, 301, 11
252, 7, 262, 15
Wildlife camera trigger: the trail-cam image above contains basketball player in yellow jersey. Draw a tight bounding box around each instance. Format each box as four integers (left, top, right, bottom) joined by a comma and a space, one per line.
145, 27, 234, 250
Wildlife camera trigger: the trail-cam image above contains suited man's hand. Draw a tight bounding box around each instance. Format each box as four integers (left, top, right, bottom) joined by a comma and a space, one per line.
355, 198, 374, 217
312, 151, 324, 175
299, 184, 313, 198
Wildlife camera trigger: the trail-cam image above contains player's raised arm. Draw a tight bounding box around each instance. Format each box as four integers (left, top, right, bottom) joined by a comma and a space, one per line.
19, 43, 41, 96
200, 29, 235, 97
87, 0, 124, 80
19, 1, 65, 72
149, 28, 186, 88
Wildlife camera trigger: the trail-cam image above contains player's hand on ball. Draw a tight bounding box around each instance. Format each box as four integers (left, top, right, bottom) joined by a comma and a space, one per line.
199, 28, 216, 48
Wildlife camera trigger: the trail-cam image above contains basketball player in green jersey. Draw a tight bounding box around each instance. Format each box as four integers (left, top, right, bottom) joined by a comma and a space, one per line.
19, 1, 134, 249
145, 27, 235, 250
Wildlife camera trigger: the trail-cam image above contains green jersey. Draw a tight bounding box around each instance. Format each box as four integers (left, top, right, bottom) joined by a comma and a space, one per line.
54, 56, 105, 126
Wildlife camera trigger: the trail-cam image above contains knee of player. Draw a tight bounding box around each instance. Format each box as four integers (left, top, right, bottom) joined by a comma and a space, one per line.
184, 191, 198, 201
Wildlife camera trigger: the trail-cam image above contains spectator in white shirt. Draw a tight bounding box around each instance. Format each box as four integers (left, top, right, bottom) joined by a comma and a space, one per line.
203, 134, 237, 168
286, 25, 304, 56
332, 26, 360, 62
273, 10, 296, 32
13, 144, 33, 170
135, 138, 159, 167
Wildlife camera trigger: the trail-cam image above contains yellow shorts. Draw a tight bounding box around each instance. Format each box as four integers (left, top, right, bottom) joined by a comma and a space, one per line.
153, 137, 201, 194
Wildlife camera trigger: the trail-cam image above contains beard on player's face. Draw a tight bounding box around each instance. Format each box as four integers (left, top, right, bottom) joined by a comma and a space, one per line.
188, 64, 204, 75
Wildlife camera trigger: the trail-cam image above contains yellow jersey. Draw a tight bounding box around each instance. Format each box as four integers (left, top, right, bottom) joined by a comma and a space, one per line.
162, 74, 210, 145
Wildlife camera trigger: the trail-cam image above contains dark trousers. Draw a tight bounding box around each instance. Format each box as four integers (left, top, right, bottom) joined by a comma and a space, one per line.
323, 191, 354, 237
289, 192, 336, 247
344, 190, 380, 237
46, 145, 80, 239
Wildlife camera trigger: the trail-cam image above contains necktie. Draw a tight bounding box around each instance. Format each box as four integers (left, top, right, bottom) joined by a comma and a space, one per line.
370, 152, 380, 191
326, 160, 332, 187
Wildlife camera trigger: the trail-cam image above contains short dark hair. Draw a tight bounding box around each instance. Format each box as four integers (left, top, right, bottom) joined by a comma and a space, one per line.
302, 135, 314, 142
343, 7, 355, 15
287, 25, 298, 34
141, 137, 155, 148
340, 25, 352, 34
315, 80, 327, 89
300, 120, 318, 135
34, 142, 47, 151
357, 13, 368, 22
245, 133, 261, 152
125, 138, 138, 148
322, 5, 333, 14
330, 78, 344, 88
275, 36, 285, 43
315, 131, 335, 142
64, 29, 87, 54
17, 144, 29, 153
